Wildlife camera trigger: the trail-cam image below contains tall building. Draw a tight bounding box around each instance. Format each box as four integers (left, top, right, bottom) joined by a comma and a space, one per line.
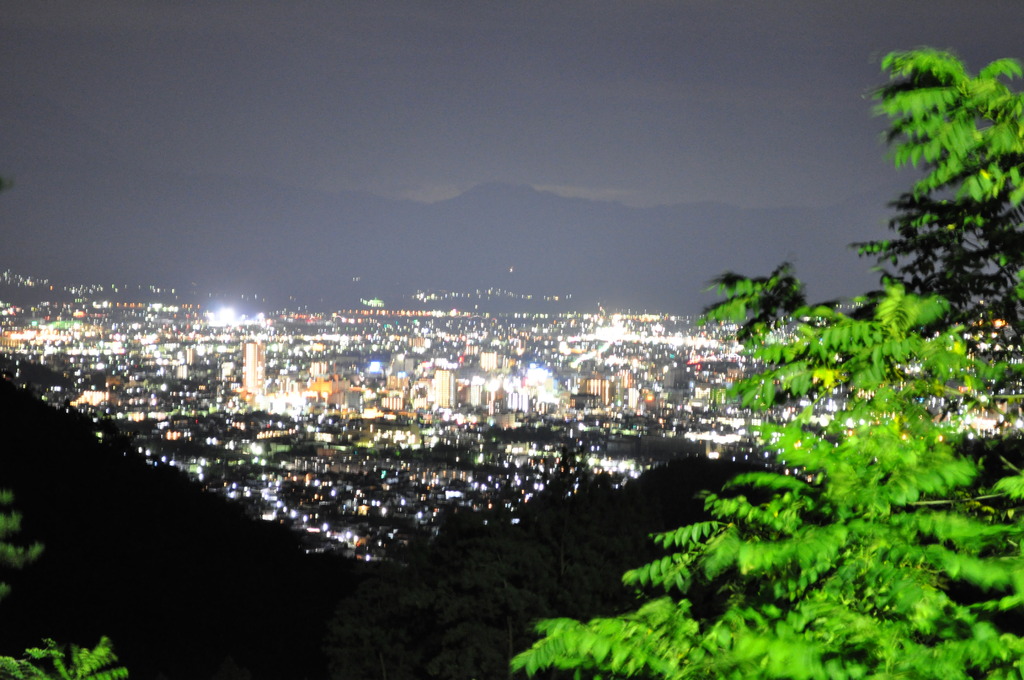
479, 351, 500, 372
469, 378, 485, 407
580, 376, 613, 406
309, 360, 328, 379
242, 341, 266, 397
433, 369, 456, 409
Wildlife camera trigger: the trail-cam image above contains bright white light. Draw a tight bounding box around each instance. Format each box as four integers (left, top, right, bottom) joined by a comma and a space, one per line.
207, 307, 238, 327
525, 366, 551, 386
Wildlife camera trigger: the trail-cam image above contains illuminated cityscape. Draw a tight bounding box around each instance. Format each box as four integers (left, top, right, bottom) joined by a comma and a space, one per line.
0, 279, 769, 560
3, 4, 1021, 678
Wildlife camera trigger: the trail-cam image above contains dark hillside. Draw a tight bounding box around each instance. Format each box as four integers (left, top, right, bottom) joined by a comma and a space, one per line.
0, 376, 760, 680
0, 379, 358, 680
323, 454, 760, 680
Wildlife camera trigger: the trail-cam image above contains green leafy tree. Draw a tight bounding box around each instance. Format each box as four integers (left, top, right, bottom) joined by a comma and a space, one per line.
859, 49, 1024, 332
0, 638, 127, 680
0, 490, 43, 603
0, 438, 127, 680
209, 655, 253, 680
423, 515, 552, 680
325, 561, 432, 680
513, 49, 1024, 680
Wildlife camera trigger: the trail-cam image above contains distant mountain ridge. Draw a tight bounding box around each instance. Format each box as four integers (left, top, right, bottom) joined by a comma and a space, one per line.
0, 169, 892, 313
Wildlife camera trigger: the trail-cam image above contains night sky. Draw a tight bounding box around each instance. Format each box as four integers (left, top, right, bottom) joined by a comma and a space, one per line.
2, 1, 1023, 312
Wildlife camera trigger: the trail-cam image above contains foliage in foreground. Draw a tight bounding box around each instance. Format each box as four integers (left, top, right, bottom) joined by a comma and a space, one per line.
0, 638, 127, 680
516, 285, 1024, 679
0, 490, 43, 604
859, 49, 1024, 333
513, 49, 1024, 680
0, 493, 126, 680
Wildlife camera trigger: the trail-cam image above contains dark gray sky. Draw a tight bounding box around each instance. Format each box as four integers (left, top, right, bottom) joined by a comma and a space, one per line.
2, 1, 1023, 310
6, 0, 1022, 207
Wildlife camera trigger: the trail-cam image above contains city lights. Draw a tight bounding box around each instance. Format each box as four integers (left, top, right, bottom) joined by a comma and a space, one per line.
1, 296, 776, 559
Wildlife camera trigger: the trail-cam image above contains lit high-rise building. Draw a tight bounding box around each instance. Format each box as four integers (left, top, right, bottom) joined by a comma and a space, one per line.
580, 377, 613, 406
309, 360, 328, 379
479, 351, 500, 372
469, 378, 485, 407
433, 369, 456, 409
506, 390, 530, 413
242, 341, 266, 397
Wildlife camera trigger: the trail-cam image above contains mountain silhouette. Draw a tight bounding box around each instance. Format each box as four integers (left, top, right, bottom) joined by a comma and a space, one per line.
0, 168, 891, 312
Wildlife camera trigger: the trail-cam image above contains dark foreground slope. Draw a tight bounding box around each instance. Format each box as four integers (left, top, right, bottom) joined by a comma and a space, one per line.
322, 452, 759, 680
0, 379, 357, 680
0, 375, 761, 680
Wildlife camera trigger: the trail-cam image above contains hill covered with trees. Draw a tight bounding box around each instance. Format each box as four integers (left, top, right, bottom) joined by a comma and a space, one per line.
0, 377, 358, 680
0, 374, 750, 679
